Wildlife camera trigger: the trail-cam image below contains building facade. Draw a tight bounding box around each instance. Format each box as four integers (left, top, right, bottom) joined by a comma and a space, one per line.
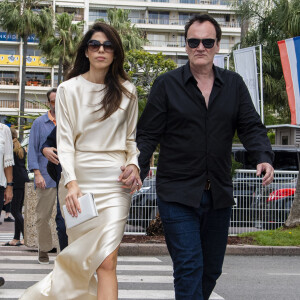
0, 0, 240, 120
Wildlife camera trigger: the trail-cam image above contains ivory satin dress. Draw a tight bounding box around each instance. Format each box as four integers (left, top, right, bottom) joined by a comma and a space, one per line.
20, 76, 139, 299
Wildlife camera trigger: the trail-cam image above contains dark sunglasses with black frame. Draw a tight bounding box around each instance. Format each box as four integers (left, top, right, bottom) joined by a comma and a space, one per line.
87, 40, 114, 53
186, 38, 216, 49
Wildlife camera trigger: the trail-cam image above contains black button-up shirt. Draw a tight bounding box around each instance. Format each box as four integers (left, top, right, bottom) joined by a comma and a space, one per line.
137, 63, 274, 209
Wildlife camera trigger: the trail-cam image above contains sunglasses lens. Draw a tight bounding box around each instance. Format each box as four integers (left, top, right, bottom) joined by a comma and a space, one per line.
187, 39, 200, 48
202, 39, 215, 48
103, 41, 114, 52
187, 38, 215, 49
88, 40, 100, 52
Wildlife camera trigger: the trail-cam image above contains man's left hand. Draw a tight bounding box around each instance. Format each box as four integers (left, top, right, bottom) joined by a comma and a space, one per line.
257, 162, 274, 186
4, 186, 13, 205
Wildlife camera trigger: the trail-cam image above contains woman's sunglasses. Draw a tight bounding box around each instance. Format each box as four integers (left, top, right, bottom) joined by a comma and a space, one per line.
187, 38, 216, 49
87, 40, 114, 53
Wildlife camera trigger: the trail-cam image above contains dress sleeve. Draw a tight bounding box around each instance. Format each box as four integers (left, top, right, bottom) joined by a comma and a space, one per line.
3, 125, 14, 168
56, 85, 76, 186
125, 86, 140, 170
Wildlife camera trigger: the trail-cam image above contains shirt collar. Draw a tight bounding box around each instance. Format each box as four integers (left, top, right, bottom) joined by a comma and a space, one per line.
46, 111, 56, 126
183, 61, 224, 87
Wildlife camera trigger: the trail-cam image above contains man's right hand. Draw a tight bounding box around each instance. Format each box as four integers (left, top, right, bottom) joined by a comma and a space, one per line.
34, 173, 46, 189
42, 147, 59, 165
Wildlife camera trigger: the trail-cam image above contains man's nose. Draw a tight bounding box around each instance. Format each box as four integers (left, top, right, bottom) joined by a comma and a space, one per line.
196, 41, 205, 50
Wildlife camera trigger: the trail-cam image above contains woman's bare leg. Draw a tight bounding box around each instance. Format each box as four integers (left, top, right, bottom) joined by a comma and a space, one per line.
96, 246, 119, 300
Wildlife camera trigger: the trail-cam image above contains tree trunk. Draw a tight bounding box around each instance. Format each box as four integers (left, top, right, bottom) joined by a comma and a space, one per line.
57, 57, 63, 86
284, 175, 300, 228
19, 35, 28, 142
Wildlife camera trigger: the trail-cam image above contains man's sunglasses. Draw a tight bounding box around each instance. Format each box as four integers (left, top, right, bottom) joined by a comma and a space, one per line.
87, 40, 114, 53
187, 38, 216, 49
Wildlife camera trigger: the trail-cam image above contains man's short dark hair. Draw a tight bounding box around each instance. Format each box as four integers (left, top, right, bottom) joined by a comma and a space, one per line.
47, 88, 57, 102
184, 14, 222, 42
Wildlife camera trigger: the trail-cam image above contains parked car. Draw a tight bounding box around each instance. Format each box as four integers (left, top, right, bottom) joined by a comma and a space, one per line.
231, 145, 299, 227
127, 175, 158, 230
251, 179, 296, 229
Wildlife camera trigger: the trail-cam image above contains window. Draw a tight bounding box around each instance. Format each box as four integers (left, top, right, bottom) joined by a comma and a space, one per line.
149, 11, 169, 25
147, 33, 166, 46
27, 47, 41, 56
89, 10, 107, 22
282, 136, 289, 145
180, 0, 195, 3
179, 13, 196, 25
0, 71, 15, 78
0, 47, 17, 55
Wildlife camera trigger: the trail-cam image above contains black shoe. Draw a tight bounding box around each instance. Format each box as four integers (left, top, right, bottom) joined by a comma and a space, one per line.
0, 277, 5, 287
4, 217, 14, 222
0, 221, 2, 225
48, 247, 57, 253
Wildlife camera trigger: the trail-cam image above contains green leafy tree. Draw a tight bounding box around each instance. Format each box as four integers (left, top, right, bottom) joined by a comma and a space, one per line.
233, 0, 300, 122
234, 0, 300, 228
124, 50, 177, 117
39, 12, 84, 84
0, 0, 53, 140
99, 8, 147, 52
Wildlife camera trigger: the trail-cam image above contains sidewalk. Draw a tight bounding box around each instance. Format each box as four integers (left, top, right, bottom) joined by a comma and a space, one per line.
1, 214, 300, 256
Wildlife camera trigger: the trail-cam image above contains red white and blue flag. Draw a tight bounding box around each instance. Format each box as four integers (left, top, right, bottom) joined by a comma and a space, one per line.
278, 36, 300, 125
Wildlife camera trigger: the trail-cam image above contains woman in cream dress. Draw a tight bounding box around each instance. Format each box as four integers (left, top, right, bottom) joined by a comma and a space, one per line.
20, 22, 142, 300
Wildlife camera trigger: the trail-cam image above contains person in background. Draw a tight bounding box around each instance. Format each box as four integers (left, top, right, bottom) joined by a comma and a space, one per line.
4, 128, 29, 246
0, 122, 14, 287
41, 126, 68, 251
27, 88, 57, 264
122, 14, 274, 300
2, 203, 14, 222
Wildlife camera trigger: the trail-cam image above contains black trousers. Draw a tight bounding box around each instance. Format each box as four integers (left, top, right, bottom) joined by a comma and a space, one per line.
11, 188, 25, 240
0, 186, 4, 215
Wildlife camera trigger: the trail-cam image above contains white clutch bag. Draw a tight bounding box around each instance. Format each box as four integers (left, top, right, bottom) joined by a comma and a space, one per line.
63, 193, 98, 229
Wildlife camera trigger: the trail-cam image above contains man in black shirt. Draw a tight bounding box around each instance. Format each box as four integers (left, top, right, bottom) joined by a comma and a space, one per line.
121, 14, 274, 300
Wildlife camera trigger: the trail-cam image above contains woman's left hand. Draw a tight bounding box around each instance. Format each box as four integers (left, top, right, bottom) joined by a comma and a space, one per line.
118, 164, 142, 194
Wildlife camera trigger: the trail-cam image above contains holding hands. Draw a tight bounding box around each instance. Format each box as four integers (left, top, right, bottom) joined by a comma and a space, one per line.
118, 164, 142, 194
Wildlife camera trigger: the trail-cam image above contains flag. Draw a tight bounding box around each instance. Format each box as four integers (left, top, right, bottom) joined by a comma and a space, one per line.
278, 36, 300, 125
213, 55, 225, 68
233, 47, 260, 115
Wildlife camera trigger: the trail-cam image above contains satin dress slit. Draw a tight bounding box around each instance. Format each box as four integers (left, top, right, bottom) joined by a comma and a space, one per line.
20, 151, 131, 299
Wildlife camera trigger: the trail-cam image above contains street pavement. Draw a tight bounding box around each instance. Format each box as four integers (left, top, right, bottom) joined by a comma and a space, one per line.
0, 247, 224, 300
1, 213, 300, 299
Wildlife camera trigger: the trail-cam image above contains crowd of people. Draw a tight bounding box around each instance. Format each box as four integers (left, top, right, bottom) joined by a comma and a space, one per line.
0, 15, 274, 300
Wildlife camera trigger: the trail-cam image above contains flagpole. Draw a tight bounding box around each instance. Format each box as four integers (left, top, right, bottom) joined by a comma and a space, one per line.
259, 44, 264, 124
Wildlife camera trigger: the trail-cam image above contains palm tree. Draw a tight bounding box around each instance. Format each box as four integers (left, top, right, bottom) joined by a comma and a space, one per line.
101, 8, 147, 52
39, 12, 84, 84
0, 0, 53, 141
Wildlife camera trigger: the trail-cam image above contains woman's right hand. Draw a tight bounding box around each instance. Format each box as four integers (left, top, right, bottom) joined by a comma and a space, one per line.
65, 181, 83, 217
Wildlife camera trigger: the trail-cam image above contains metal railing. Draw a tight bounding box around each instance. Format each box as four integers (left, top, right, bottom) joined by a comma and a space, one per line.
116, 0, 235, 5
0, 77, 19, 85
0, 100, 49, 109
0, 78, 52, 87
125, 168, 298, 235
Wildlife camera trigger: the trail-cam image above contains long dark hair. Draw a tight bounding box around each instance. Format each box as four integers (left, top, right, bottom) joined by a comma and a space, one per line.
67, 22, 135, 121
10, 128, 24, 159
